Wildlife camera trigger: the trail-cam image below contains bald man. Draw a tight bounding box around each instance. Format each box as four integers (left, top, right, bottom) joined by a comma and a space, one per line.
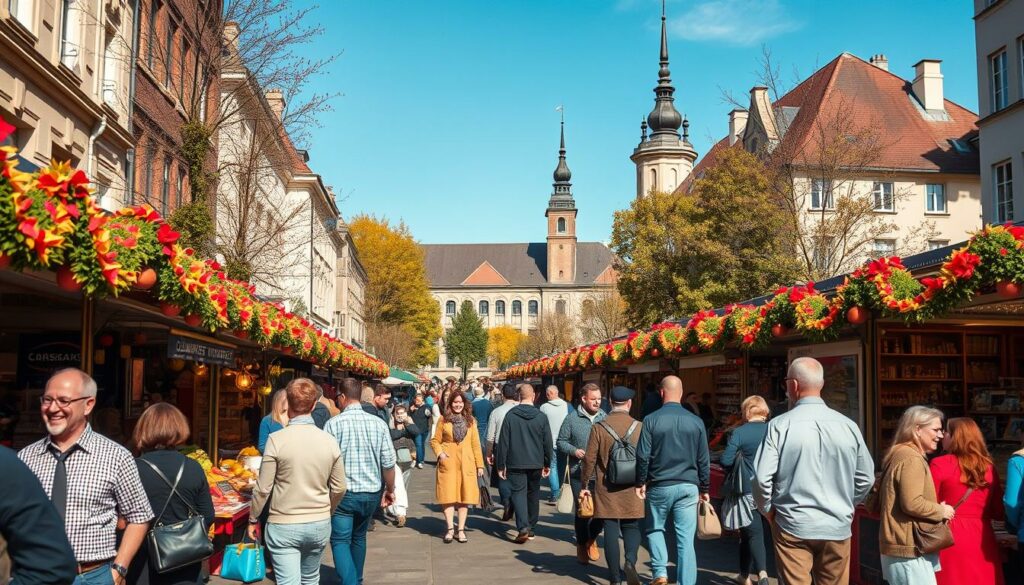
635, 375, 709, 585
752, 357, 874, 585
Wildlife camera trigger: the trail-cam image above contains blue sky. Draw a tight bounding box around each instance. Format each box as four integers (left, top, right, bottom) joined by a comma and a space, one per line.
299, 0, 979, 245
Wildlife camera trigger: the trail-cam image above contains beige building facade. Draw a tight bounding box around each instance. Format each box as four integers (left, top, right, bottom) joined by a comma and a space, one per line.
0, 0, 135, 209
974, 0, 1023, 224
335, 221, 368, 348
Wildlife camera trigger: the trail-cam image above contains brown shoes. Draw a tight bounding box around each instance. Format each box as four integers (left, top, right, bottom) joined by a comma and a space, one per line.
587, 538, 600, 562
395, 515, 406, 527
576, 543, 589, 565
512, 531, 530, 544
650, 578, 668, 585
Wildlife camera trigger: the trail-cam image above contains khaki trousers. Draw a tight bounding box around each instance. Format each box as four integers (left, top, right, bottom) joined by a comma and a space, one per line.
771, 522, 851, 585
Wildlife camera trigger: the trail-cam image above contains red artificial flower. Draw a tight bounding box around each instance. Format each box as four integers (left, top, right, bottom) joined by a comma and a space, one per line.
945, 251, 981, 280
0, 119, 15, 143
1000, 248, 1009, 256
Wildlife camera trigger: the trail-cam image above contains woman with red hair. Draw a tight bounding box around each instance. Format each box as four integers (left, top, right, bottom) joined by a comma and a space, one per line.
929, 417, 1005, 585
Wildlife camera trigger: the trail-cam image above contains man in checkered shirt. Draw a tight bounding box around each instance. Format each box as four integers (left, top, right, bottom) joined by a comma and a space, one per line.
324, 377, 396, 585
19, 368, 153, 584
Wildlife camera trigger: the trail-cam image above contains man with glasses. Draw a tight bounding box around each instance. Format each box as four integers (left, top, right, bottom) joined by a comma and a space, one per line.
19, 368, 153, 585
752, 357, 875, 585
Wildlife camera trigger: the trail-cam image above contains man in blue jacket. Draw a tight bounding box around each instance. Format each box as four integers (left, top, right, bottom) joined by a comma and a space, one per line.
635, 375, 710, 585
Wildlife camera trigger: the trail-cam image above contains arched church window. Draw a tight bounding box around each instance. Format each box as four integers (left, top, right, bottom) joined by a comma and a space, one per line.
671, 168, 678, 190
650, 168, 658, 191
512, 300, 522, 316
555, 300, 566, 315
495, 300, 506, 315
445, 300, 456, 315
528, 300, 539, 316
557, 217, 566, 233
478, 300, 489, 315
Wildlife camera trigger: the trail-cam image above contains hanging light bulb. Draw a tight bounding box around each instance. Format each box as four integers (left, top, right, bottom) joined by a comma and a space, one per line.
235, 369, 254, 390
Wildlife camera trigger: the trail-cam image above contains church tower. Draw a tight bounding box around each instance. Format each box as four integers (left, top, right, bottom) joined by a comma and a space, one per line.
546, 115, 577, 284
630, 1, 697, 198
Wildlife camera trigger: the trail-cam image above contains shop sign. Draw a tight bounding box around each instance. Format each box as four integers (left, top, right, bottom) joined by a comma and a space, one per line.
18, 333, 82, 388
167, 334, 235, 367
627, 360, 663, 374
678, 353, 726, 369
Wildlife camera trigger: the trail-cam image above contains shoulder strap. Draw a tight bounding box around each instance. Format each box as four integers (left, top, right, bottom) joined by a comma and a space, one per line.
621, 421, 640, 443
140, 458, 199, 524
952, 487, 974, 510
599, 421, 622, 443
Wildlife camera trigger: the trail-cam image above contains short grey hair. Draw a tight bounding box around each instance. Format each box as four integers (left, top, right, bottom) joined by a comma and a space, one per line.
788, 357, 824, 391
546, 385, 559, 398
51, 367, 97, 397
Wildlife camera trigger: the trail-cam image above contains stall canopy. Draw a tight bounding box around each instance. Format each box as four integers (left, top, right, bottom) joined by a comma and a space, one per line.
381, 366, 420, 386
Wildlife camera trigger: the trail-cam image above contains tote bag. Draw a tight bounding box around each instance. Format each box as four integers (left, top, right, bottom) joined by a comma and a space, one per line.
220, 538, 266, 583
556, 465, 574, 514
696, 499, 722, 540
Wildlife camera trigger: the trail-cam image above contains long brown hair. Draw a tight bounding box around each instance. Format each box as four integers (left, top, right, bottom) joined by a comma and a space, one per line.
945, 417, 992, 489
444, 390, 474, 425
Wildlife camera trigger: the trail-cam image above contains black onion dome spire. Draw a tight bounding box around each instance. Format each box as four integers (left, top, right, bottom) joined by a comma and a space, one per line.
548, 109, 575, 209
646, 0, 683, 138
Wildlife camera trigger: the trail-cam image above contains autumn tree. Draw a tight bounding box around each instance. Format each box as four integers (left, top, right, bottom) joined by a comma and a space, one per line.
366, 323, 417, 369
444, 301, 488, 381
611, 147, 801, 327
520, 312, 577, 360
350, 215, 441, 366
487, 326, 527, 370
576, 289, 629, 344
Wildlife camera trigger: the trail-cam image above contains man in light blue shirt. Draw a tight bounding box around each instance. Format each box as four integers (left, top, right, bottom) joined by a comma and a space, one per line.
753, 357, 874, 585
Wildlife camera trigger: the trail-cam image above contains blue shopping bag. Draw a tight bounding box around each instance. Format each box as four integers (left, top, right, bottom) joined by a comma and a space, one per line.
219, 539, 266, 583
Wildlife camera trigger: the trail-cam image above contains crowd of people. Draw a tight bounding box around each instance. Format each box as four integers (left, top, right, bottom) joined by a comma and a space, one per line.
1, 360, 1023, 585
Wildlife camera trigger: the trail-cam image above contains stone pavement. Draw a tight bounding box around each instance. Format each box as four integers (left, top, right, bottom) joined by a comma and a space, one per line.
210, 462, 778, 584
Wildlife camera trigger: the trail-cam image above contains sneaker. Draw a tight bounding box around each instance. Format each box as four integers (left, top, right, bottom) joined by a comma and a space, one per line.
512, 531, 530, 544
416, 462, 424, 469
624, 562, 641, 585
396, 515, 406, 527
587, 538, 600, 561
545, 497, 558, 505
528, 529, 535, 540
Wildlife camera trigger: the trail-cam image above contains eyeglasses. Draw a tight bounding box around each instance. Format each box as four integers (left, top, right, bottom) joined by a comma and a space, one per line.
783, 377, 796, 383
40, 396, 91, 408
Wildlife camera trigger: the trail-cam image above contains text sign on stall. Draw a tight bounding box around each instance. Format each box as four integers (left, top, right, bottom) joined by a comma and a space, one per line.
167, 334, 235, 367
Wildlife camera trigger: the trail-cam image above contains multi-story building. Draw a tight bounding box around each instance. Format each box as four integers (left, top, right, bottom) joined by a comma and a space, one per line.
422, 121, 617, 380
0, 0, 136, 209
335, 220, 368, 348
216, 28, 341, 329
673, 53, 982, 277
131, 0, 220, 215
974, 0, 1023, 224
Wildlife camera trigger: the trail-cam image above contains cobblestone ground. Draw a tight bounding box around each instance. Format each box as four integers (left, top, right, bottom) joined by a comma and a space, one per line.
209, 461, 778, 584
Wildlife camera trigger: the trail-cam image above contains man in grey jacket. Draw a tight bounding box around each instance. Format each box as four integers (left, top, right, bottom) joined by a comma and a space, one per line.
557, 382, 606, 564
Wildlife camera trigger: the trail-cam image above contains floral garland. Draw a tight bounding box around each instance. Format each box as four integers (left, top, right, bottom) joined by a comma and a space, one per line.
504, 223, 1024, 380
0, 124, 388, 378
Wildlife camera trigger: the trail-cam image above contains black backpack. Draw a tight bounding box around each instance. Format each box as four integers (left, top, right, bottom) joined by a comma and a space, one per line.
599, 420, 640, 486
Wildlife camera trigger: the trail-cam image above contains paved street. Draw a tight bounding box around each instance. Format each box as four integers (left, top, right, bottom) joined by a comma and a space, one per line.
210, 461, 777, 584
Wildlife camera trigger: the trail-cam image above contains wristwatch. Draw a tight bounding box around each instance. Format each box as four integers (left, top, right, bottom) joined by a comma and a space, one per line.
111, 563, 128, 578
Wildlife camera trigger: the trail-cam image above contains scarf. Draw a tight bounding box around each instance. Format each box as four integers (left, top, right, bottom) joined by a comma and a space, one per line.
448, 414, 469, 443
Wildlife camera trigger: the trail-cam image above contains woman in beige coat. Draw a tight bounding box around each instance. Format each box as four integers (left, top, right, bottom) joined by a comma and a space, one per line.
878, 405, 956, 585
430, 391, 484, 543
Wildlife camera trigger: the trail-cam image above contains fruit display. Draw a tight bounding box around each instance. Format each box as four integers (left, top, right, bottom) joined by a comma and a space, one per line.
238, 446, 260, 457
180, 445, 213, 472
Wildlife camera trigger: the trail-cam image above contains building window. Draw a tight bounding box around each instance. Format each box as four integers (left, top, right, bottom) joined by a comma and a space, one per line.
147, 0, 159, 68
649, 168, 657, 192
511, 300, 522, 316
141, 144, 154, 205
991, 50, 1008, 112
925, 184, 946, 213
176, 167, 186, 208
495, 300, 505, 315
528, 300, 538, 316
165, 18, 176, 88
446, 353, 454, 368
810, 179, 833, 210
872, 181, 894, 212
928, 240, 949, 251
555, 300, 566, 315
60, 0, 80, 70
9, 0, 34, 29
557, 217, 566, 233
994, 161, 1014, 223
581, 299, 595, 319
161, 157, 171, 214
812, 237, 834, 273
478, 300, 488, 316
872, 239, 896, 257
445, 300, 456, 316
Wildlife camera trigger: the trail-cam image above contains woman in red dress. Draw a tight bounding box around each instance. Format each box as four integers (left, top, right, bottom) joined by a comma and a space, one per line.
929, 417, 1005, 585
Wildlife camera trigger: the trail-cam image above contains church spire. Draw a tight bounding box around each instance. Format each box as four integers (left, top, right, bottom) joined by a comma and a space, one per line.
549, 107, 574, 209
646, 0, 683, 139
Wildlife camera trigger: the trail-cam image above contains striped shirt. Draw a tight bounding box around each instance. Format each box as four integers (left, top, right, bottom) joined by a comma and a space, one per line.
18, 425, 153, 562
324, 404, 396, 493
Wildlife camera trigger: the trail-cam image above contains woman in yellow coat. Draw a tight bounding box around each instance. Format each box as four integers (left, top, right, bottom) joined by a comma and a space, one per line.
431, 391, 484, 543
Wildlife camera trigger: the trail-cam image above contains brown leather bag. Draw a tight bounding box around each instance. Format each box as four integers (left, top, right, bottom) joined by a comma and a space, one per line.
912, 488, 972, 555
577, 491, 594, 518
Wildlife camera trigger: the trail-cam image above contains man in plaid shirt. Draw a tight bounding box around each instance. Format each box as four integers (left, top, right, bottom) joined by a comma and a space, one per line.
19, 368, 153, 585
324, 377, 396, 585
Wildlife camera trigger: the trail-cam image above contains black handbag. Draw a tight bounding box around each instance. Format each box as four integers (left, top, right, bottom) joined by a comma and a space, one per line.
140, 459, 215, 573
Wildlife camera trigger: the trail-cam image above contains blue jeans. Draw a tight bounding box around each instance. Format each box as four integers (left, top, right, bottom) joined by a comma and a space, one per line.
414, 433, 425, 464
74, 564, 113, 585
331, 491, 382, 585
645, 483, 699, 585
266, 519, 331, 585
546, 448, 561, 498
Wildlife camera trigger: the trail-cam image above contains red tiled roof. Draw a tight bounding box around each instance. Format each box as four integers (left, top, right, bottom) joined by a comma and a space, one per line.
277, 124, 312, 174
676, 136, 732, 194
677, 53, 979, 194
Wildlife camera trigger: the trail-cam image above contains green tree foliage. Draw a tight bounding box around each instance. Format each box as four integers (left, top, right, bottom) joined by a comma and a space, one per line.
349, 215, 441, 366
611, 147, 801, 327
444, 301, 488, 381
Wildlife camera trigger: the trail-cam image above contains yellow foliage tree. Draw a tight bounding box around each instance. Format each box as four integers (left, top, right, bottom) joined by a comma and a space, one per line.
349, 215, 441, 366
487, 325, 527, 370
